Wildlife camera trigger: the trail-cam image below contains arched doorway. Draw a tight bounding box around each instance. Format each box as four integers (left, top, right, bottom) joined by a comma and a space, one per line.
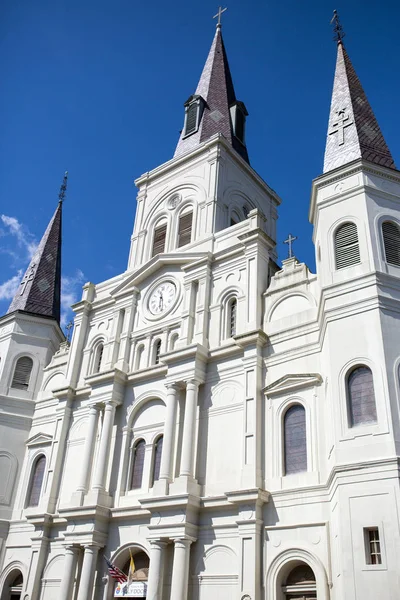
1, 571, 23, 600
282, 563, 317, 599
113, 549, 149, 599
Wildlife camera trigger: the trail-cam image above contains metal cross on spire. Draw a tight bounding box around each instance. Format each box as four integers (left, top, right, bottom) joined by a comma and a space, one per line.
58, 171, 68, 203
65, 321, 74, 343
284, 233, 297, 259
213, 6, 227, 27
331, 9, 345, 43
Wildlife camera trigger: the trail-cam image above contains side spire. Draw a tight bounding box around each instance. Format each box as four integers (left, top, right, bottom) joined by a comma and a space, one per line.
7, 173, 66, 324
323, 11, 395, 173
174, 14, 249, 163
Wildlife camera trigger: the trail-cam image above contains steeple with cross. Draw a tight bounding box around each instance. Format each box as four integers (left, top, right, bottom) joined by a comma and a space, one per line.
213, 6, 227, 27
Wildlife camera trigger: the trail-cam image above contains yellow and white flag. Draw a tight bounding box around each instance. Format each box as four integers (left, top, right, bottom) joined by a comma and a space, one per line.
127, 549, 136, 586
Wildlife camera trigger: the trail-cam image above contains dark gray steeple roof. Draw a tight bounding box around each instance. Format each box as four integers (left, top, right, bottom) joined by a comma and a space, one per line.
7, 174, 65, 323
323, 40, 395, 173
174, 24, 250, 163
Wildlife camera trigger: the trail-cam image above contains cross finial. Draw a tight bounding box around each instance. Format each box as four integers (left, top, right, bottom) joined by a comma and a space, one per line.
65, 320, 74, 343
58, 171, 68, 203
330, 9, 345, 43
213, 6, 227, 28
284, 233, 297, 259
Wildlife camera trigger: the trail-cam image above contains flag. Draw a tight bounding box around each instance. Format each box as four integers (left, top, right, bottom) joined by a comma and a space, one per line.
104, 556, 127, 584
127, 549, 136, 586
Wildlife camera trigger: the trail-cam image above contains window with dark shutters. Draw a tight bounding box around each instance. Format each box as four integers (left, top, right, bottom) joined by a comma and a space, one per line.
177, 212, 193, 248
284, 405, 307, 475
235, 109, 245, 143
185, 103, 198, 136
152, 436, 163, 485
334, 222, 361, 269
347, 366, 377, 426
229, 298, 237, 337
27, 455, 46, 507
152, 223, 167, 257
154, 340, 162, 365
11, 356, 33, 390
130, 440, 145, 489
382, 221, 400, 266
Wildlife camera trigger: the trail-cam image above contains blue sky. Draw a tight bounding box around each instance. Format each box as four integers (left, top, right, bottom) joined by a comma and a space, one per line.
1, 0, 400, 328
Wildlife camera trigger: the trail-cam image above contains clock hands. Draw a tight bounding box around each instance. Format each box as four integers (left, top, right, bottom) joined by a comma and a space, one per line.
157, 289, 164, 311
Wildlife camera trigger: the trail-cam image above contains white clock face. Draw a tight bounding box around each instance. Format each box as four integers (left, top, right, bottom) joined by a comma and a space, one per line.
149, 281, 176, 315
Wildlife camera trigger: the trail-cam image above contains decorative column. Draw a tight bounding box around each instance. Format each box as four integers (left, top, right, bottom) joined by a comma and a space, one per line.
146, 540, 167, 600
180, 380, 199, 478
73, 405, 100, 503
155, 383, 179, 493
91, 400, 117, 491
77, 545, 99, 600
59, 546, 79, 600
170, 539, 192, 600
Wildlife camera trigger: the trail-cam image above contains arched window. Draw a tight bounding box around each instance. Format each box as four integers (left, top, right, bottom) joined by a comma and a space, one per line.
152, 222, 167, 257
153, 340, 162, 365
283, 563, 316, 598
169, 333, 179, 352
135, 344, 145, 371
130, 440, 146, 490
230, 211, 241, 227
334, 222, 360, 269
93, 343, 104, 374
151, 436, 163, 486
347, 366, 377, 427
11, 356, 33, 390
228, 298, 237, 337
177, 211, 193, 248
26, 455, 46, 507
6, 570, 23, 600
382, 221, 400, 266
284, 405, 307, 475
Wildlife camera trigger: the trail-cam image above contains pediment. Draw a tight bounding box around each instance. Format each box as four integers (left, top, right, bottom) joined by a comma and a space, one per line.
111, 252, 211, 298
26, 432, 53, 447
264, 373, 322, 397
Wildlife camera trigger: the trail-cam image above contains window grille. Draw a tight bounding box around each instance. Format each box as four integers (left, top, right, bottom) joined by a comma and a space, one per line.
94, 344, 103, 374
284, 405, 307, 475
365, 528, 382, 565
152, 223, 167, 257
11, 356, 33, 390
347, 366, 377, 426
178, 212, 193, 248
27, 455, 46, 507
334, 222, 360, 269
154, 340, 162, 365
130, 440, 145, 489
185, 103, 198, 136
382, 221, 400, 266
152, 436, 163, 485
229, 298, 237, 337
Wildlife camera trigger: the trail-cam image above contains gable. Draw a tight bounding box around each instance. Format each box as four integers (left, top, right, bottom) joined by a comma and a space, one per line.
264, 373, 322, 397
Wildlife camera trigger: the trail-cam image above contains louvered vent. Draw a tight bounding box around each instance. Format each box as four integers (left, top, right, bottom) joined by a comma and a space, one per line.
152, 223, 167, 257
178, 212, 193, 248
11, 356, 33, 390
185, 103, 198, 136
382, 221, 400, 266
335, 222, 360, 269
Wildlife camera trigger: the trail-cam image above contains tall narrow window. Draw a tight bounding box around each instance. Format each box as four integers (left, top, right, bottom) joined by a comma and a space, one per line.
284, 405, 307, 475
347, 366, 377, 426
130, 440, 145, 490
334, 222, 360, 269
135, 345, 145, 371
93, 344, 104, 374
11, 356, 33, 390
185, 103, 198, 136
364, 528, 382, 565
152, 223, 167, 257
382, 221, 400, 266
177, 211, 193, 248
27, 455, 46, 507
151, 436, 163, 485
228, 298, 237, 337
154, 340, 162, 365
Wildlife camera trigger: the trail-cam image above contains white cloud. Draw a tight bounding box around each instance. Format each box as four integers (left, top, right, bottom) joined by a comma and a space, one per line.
61, 269, 86, 328
0, 270, 23, 301
1, 215, 37, 259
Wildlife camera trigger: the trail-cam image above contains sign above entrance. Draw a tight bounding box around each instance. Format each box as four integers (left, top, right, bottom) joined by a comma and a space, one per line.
115, 581, 147, 597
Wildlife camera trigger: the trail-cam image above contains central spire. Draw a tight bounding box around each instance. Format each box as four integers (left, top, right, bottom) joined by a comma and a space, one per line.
174, 18, 250, 163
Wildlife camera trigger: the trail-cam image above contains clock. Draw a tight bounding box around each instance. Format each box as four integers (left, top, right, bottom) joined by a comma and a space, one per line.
148, 281, 177, 315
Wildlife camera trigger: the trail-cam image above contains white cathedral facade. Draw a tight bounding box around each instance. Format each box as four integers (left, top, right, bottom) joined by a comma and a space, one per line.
1, 15, 400, 600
